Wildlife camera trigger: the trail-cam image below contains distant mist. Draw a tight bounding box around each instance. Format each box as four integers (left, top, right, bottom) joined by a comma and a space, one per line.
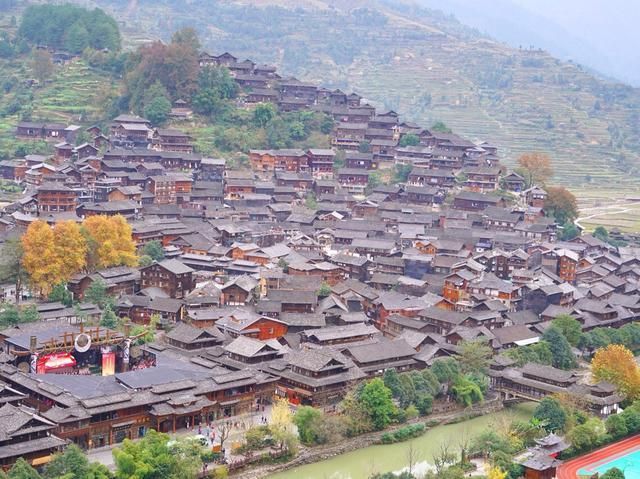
418, 0, 640, 86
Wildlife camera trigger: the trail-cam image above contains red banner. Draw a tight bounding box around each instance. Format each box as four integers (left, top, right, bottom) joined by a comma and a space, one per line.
102, 351, 115, 376
37, 352, 76, 373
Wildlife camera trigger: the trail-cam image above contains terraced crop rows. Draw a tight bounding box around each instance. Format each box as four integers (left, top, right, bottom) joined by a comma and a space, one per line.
32, 62, 114, 124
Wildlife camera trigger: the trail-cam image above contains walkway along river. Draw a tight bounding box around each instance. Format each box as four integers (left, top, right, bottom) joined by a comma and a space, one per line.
267, 403, 535, 479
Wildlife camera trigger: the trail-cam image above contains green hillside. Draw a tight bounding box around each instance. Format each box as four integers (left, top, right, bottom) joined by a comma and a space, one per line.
85, 0, 640, 192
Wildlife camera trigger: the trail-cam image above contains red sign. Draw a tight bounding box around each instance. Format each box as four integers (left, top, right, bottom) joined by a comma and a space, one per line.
37, 352, 76, 373
102, 351, 115, 376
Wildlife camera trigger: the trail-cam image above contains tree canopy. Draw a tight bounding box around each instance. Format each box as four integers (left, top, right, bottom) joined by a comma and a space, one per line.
551, 315, 582, 347
113, 430, 202, 479
399, 133, 419, 147
543, 326, 576, 370
144, 95, 171, 125
544, 186, 578, 225
293, 406, 324, 445
21, 220, 60, 295
457, 340, 492, 375
82, 215, 137, 270
601, 468, 625, 479
123, 29, 199, 113
518, 152, 553, 186
592, 344, 640, 400
19, 5, 121, 53
21, 216, 136, 295
141, 240, 165, 262
533, 397, 567, 432
358, 378, 396, 430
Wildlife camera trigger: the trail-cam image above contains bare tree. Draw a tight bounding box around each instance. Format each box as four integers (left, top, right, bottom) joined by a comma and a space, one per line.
218, 422, 232, 452
406, 441, 422, 476
433, 440, 456, 475
458, 428, 471, 467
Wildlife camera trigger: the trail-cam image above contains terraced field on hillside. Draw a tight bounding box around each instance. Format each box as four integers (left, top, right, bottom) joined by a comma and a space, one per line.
347, 41, 636, 189
89, 0, 640, 192
0, 59, 118, 157
575, 191, 640, 233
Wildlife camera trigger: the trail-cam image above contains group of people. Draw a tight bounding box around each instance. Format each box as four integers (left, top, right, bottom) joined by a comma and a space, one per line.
130, 357, 155, 370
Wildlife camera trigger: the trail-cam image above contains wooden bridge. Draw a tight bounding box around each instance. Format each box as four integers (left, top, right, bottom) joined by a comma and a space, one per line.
493, 385, 546, 404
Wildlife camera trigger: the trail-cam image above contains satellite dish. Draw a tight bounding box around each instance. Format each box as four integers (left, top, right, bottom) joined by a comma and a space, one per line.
74, 333, 91, 353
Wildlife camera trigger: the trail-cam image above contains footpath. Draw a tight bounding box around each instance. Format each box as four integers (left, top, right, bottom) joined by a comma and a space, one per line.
88, 405, 272, 470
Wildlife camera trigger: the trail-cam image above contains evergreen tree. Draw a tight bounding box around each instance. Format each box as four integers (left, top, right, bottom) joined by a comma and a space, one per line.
85, 279, 112, 309
141, 240, 165, 262
64, 21, 90, 53
144, 96, 171, 125
399, 133, 419, 147
358, 378, 396, 430
533, 397, 567, 432
7, 459, 41, 479
600, 468, 625, 479
100, 304, 118, 329
383, 369, 403, 398
543, 326, 576, 369
551, 314, 582, 346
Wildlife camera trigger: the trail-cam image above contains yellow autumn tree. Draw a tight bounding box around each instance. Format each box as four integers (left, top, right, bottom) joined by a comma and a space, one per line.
270, 397, 293, 432
269, 397, 298, 454
109, 214, 137, 266
82, 215, 137, 270
52, 220, 87, 280
21, 220, 62, 296
592, 344, 640, 400
488, 466, 508, 479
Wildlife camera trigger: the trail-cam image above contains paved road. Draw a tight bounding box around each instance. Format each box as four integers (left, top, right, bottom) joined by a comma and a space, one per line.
88, 405, 273, 469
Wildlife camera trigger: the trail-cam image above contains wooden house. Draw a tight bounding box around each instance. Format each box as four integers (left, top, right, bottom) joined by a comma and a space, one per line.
220, 275, 259, 306
453, 191, 502, 212
140, 259, 195, 299
147, 176, 177, 204
36, 182, 77, 214
407, 167, 455, 188
216, 309, 288, 340
0, 403, 66, 470
16, 122, 67, 140
345, 152, 377, 170
245, 88, 279, 104
343, 339, 418, 376
464, 167, 500, 191
151, 129, 194, 153
69, 266, 139, 299
503, 172, 526, 192
249, 149, 309, 173
524, 187, 547, 208
332, 122, 367, 149
264, 348, 365, 406
336, 168, 370, 194
307, 149, 335, 178
0, 159, 28, 182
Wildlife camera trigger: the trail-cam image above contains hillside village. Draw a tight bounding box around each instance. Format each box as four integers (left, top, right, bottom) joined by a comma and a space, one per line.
2, 43, 640, 474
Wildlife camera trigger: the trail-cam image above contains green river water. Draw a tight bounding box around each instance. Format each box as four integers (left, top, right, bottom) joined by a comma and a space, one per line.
270, 403, 536, 479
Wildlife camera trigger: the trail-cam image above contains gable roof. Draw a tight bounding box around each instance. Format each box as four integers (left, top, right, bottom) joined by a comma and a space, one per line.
165, 323, 224, 345
153, 259, 194, 275
224, 336, 282, 358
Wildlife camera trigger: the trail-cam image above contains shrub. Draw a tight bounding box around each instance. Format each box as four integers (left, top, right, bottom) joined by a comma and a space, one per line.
405, 405, 419, 421
379, 423, 426, 444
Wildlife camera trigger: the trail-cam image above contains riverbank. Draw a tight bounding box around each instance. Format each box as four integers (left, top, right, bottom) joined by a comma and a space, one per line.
232, 397, 510, 479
